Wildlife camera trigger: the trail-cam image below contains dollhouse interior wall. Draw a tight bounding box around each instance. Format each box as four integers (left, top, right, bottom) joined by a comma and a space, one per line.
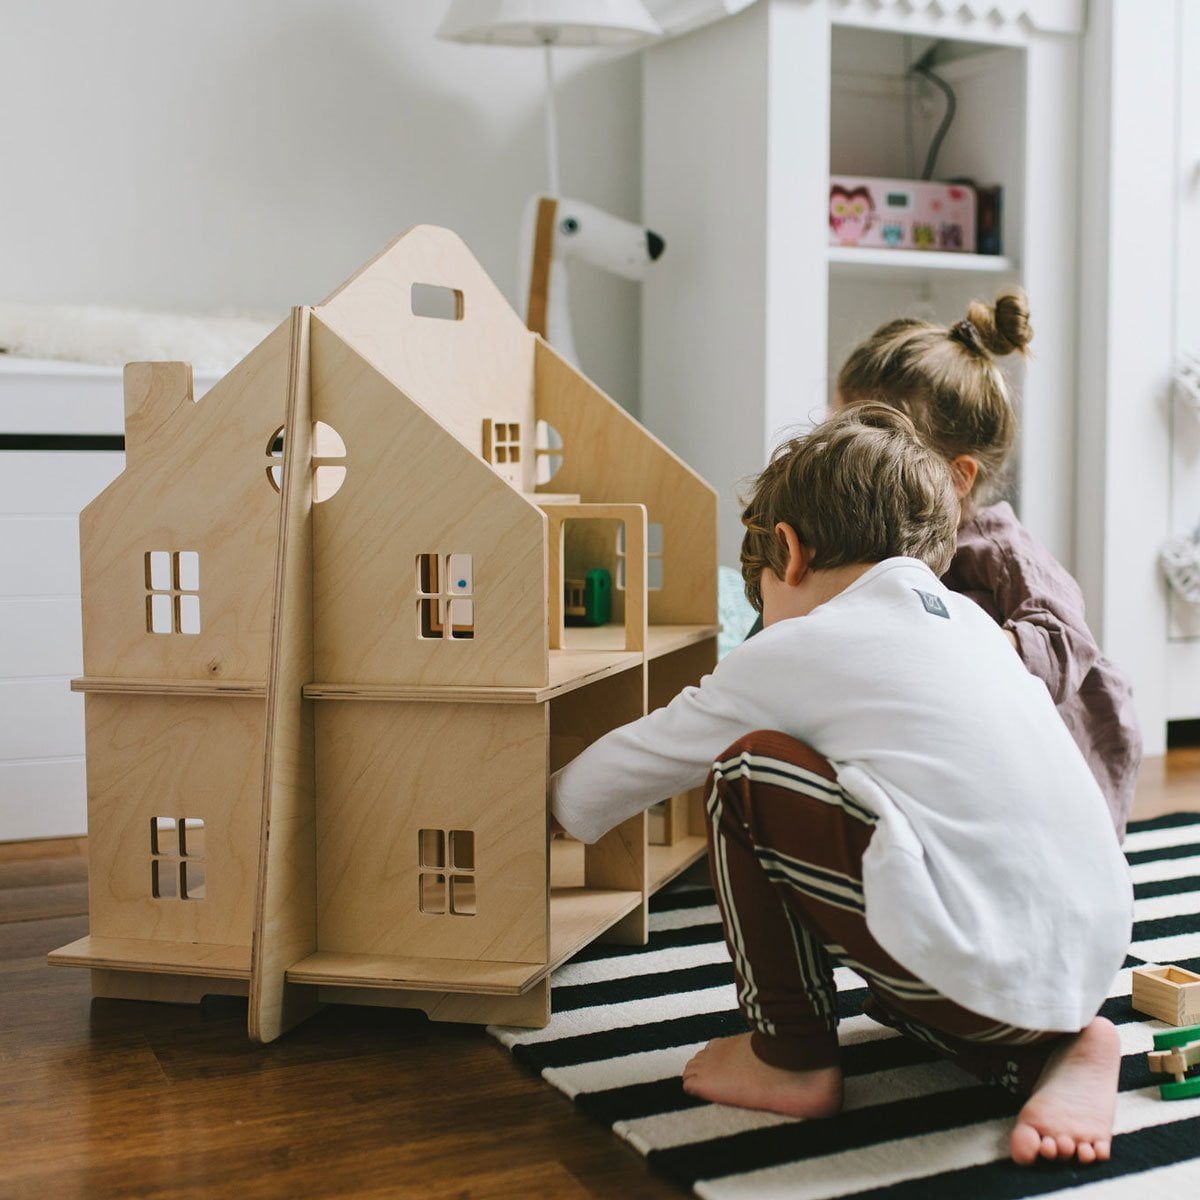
534, 341, 718, 633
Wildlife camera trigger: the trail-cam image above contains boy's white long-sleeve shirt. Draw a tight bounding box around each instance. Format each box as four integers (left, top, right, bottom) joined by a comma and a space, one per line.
550, 558, 1132, 1033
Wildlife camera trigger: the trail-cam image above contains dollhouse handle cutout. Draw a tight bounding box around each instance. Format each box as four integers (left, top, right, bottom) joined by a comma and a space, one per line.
411, 283, 464, 322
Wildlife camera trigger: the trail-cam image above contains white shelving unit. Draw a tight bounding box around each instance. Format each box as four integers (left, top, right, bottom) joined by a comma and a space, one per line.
827, 247, 1018, 280
641, 0, 1082, 571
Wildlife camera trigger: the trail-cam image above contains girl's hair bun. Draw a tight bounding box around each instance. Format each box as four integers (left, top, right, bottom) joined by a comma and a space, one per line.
963, 288, 1033, 358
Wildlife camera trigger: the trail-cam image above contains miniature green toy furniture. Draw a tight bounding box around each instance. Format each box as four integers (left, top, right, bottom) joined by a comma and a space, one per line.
564, 569, 612, 626
1147, 1025, 1200, 1100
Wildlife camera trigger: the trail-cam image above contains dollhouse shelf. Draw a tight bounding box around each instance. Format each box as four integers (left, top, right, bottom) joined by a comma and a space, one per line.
648, 834, 709, 889
284, 886, 644, 996
49, 935, 251, 978
563, 623, 718, 657
71, 676, 266, 697
302, 623, 719, 706
827, 247, 1018, 282
283, 833, 711, 998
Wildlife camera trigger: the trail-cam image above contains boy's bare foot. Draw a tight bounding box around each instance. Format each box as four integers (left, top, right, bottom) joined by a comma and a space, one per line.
1009, 1017, 1121, 1166
681, 1032, 844, 1118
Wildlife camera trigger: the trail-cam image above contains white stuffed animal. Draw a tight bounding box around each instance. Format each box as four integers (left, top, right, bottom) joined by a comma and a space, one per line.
1162, 524, 1200, 605
517, 194, 665, 365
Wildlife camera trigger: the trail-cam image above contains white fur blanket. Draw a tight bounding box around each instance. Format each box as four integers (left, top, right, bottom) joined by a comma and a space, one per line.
0, 303, 278, 373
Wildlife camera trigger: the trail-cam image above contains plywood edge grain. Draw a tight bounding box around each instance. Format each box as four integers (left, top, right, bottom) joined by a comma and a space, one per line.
71, 677, 266, 697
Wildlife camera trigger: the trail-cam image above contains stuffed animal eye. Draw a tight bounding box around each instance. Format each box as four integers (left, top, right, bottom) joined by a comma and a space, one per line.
560, 217, 579, 234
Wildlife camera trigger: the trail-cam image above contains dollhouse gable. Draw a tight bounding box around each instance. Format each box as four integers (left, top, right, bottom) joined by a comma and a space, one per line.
77, 318, 296, 685
314, 225, 538, 493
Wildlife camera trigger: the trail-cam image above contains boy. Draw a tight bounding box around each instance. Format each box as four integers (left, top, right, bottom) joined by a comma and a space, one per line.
551, 405, 1132, 1167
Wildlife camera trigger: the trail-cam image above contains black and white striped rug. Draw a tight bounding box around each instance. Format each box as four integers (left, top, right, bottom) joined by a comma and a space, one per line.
492, 813, 1200, 1197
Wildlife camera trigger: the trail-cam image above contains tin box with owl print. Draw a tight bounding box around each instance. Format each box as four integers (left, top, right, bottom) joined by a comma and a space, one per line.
829, 176, 977, 253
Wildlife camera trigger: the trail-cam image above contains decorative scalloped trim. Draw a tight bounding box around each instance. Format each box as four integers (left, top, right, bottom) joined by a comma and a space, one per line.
645, 0, 1085, 38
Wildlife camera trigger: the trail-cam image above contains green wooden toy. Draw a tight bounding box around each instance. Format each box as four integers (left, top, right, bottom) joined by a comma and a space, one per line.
564, 568, 612, 626
1148, 1024, 1200, 1100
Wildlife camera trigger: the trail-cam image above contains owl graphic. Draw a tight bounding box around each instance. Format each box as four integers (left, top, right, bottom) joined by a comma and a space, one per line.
913, 223, 936, 248
829, 185, 875, 245
940, 222, 963, 250
882, 223, 903, 247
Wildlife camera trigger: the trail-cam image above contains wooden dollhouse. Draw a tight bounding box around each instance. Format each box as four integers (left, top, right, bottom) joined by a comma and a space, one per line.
48, 226, 718, 1042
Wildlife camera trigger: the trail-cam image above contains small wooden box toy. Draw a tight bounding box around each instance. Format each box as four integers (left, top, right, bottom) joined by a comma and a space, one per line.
1147, 1024, 1200, 1101
47, 226, 718, 1043
1132, 964, 1200, 1026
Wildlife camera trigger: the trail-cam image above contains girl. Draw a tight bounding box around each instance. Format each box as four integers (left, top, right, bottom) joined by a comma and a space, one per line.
755, 292, 1142, 837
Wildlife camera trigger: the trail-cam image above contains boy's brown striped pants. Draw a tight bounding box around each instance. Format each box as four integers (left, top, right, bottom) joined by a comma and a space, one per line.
705, 731, 1069, 1097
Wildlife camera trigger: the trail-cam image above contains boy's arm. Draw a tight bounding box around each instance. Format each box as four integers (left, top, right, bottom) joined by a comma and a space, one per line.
550, 652, 766, 843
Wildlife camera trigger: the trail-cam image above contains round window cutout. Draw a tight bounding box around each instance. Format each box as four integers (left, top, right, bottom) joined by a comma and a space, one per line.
264, 421, 347, 502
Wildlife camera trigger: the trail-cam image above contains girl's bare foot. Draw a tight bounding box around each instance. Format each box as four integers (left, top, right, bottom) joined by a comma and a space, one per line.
1009, 1017, 1121, 1166
681, 1032, 844, 1118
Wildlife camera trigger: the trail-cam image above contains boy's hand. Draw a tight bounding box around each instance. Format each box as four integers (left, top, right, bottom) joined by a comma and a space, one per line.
1005, 628, 1020, 652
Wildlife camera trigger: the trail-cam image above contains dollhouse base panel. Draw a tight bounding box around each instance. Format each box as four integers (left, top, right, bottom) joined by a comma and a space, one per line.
49, 934, 252, 979
316, 978, 551, 1028
90, 968, 249, 1005
287, 950, 544, 995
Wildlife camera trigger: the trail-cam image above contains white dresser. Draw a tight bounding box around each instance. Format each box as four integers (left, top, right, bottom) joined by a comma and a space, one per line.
0, 358, 216, 840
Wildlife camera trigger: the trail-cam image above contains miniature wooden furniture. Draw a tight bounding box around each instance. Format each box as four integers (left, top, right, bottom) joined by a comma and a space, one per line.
1147, 1024, 1200, 1100
1132, 964, 1200, 1026
47, 226, 718, 1043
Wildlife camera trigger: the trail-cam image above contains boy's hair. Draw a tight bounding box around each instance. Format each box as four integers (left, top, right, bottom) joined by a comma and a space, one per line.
740, 404, 959, 611
837, 289, 1032, 506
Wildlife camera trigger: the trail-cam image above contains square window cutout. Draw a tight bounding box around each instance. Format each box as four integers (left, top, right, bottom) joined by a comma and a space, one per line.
151, 816, 178, 857
181, 817, 205, 858
450, 875, 476, 916
419, 872, 446, 914
418, 828, 445, 869
449, 829, 474, 870
181, 860, 206, 900
152, 859, 179, 900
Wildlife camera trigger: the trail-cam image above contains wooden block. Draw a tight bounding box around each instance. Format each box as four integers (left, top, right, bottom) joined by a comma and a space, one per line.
1132, 964, 1200, 1026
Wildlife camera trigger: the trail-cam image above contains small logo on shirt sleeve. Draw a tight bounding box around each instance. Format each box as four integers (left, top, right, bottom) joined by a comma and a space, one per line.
913, 589, 950, 619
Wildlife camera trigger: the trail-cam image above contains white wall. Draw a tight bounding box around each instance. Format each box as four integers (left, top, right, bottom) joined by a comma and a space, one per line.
0, 0, 644, 409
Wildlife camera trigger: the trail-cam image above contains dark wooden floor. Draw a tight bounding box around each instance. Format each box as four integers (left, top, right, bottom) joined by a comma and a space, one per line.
3, 752, 1199, 1200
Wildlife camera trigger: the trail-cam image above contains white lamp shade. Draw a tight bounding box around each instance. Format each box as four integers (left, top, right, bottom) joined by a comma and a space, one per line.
436, 0, 661, 47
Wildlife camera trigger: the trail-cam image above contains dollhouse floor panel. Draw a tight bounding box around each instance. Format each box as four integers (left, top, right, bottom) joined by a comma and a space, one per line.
301, 626, 719, 706
49, 933, 251, 978
286, 950, 542, 995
